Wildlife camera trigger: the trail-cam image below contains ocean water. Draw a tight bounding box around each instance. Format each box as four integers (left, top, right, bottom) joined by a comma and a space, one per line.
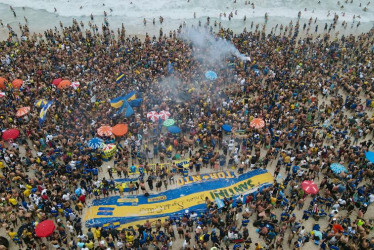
0, 0, 373, 38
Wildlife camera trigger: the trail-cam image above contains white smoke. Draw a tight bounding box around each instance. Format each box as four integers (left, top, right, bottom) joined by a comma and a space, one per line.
179, 27, 249, 65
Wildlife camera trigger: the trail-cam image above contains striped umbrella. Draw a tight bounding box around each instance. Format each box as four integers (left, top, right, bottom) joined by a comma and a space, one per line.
71, 81, 80, 89
147, 111, 159, 122
0, 92, 5, 98
330, 163, 347, 174
301, 180, 319, 195
16, 106, 31, 117
87, 137, 104, 149
250, 118, 265, 129
158, 110, 170, 120
163, 119, 175, 127
97, 125, 113, 137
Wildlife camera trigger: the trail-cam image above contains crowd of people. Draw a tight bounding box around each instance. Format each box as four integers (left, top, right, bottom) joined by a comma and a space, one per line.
0, 4, 374, 249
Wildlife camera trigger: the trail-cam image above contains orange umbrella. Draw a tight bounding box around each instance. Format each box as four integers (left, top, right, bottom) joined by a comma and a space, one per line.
57, 80, 72, 89
97, 125, 113, 137
12, 79, 23, 89
112, 124, 128, 136
0, 77, 7, 89
250, 118, 265, 129
16, 106, 31, 117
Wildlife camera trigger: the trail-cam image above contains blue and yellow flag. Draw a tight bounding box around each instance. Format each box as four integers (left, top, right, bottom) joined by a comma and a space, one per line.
39, 100, 53, 126
116, 73, 125, 84
124, 91, 137, 101
34, 99, 48, 108
110, 91, 142, 118
110, 96, 125, 109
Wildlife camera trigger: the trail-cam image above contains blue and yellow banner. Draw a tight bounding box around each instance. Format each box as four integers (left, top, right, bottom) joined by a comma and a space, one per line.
39, 100, 53, 126
84, 169, 273, 229
116, 73, 125, 84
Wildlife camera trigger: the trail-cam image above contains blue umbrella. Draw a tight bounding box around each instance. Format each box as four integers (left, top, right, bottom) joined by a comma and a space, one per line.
87, 137, 104, 149
167, 126, 181, 134
365, 151, 374, 163
330, 163, 347, 174
205, 71, 217, 80
222, 124, 232, 132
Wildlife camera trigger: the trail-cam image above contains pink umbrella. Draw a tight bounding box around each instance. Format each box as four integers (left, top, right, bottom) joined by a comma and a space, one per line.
52, 78, 62, 86
158, 110, 170, 120
0, 91, 5, 98
147, 111, 159, 122
301, 180, 319, 195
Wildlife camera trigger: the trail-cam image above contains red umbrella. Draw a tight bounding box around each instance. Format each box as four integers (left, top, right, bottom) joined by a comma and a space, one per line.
35, 220, 55, 237
333, 224, 344, 234
52, 78, 62, 86
2, 129, 20, 141
301, 180, 319, 195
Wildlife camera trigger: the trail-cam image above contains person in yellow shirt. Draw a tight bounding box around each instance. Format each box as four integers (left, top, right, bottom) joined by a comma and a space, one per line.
85, 241, 94, 249
284, 155, 290, 164
94, 227, 101, 239
8, 197, 18, 206
8, 228, 17, 239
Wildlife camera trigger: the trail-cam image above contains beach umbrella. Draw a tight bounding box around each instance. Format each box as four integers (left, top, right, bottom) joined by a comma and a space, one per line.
250, 118, 265, 129
52, 78, 62, 86
330, 163, 347, 174
97, 125, 113, 137
205, 71, 218, 80
57, 80, 72, 89
159, 110, 171, 120
147, 111, 159, 122
102, 144, 117, 158
87, 137, 104, 149
365, 151, 374, 164
34, 99, 48, 108
0, 92, 5, 98
301, 180, 319, 195
35, 220, 55, 237
12, 79, 23, 89
332, 224, 344, 234
168, 125, 181, 134
222, 124, 232, 132
163, 119, 175, 127
16, 106, 31, 117
112, 124, 128, 136
71, 81, 80, 89
2, 128, 20, 141
0, 77, 7, 89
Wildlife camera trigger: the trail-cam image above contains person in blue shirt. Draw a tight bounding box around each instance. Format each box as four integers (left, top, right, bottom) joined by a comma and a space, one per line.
241, 218, 250, 229
233, 243, 241, 249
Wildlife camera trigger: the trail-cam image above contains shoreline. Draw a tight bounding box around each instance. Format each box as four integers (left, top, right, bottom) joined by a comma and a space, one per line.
0, 2, 373, 42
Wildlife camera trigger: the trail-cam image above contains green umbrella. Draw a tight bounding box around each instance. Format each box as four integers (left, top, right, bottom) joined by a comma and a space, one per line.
163, 119, 175, 127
